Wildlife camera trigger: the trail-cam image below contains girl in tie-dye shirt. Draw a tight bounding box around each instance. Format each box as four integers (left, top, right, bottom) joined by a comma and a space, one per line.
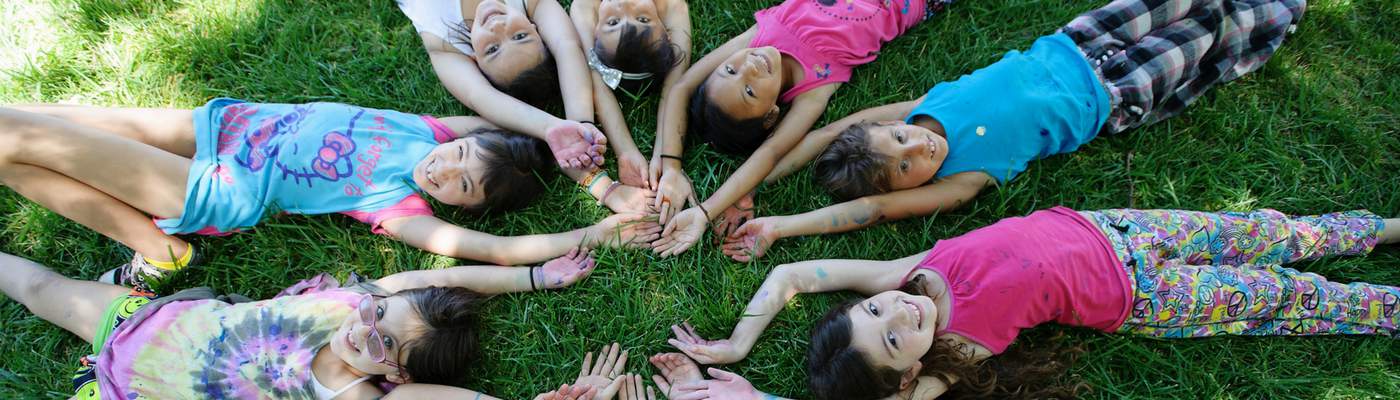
0, 249, 605, 399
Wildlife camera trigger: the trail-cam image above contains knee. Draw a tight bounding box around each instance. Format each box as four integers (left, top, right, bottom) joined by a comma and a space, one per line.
15, 266, 65, 309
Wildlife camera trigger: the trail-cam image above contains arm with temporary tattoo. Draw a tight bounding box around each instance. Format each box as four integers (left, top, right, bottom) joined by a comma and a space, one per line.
669, 254, 925, 364
373, 248, 596, 294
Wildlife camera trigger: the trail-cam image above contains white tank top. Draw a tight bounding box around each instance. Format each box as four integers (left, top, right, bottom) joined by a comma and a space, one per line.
396, 0, 477, 56
310, 348, 375, 400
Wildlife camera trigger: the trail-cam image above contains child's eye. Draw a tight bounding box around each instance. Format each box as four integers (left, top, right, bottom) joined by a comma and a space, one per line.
896, 132, 906, 143
887, 331, 898, 348
486, 44, 500, 55
382, 336, 395, 350
513, 32, 528, 41
637, 16, 651, 23
462, 178, 470, 193
868, 302, 879, 316
900, 160, 910, 172
607, 18, 620, 26
724, 65, 735, 74
376, 305, 385, 320
745, 86, 755, 97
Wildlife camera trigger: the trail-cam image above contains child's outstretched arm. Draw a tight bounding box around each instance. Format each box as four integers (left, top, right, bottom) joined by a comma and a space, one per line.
668, 253, 922, 364
570, 0, 650, 187
723, 172, 990, 261
533, 0, 595, 123
421, 38, 561, 136
649, 27, 756, 222
374, 248, 595, 294
653, 84, 840, 257
379, 213, 659, 266
765, 97, 925, 183
656, 0, 694, 122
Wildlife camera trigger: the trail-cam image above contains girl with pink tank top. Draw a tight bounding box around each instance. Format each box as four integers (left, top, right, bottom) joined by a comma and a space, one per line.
664, 206, 1399, 400
646, 0, 951, 260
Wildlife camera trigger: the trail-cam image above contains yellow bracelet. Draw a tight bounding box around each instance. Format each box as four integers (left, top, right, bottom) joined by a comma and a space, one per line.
578, 169, 601, 188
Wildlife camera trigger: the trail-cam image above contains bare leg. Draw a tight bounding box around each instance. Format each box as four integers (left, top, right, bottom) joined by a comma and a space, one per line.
0, 107, 189, 220
0, 164, 188, 259
0, 252, 130, 344
9, 105, 196, 157
1382, 218, 1399, 245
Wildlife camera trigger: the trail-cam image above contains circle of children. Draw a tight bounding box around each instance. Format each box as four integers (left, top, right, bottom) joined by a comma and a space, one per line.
1, 0, 1396, 399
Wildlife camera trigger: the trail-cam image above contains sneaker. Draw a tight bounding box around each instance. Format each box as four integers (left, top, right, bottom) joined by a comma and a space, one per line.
99, 252, 177, 292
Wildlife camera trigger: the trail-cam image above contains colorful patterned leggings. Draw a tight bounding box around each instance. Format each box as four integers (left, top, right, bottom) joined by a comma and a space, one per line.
1081, 209, 1396, 338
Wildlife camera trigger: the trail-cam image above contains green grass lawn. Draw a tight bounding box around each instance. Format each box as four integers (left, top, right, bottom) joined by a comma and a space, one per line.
2, 0, 1397, 398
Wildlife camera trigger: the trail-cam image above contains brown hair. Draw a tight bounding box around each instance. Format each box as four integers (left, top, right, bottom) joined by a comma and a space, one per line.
806, 275, 1088, 399
813, 122, 894, 201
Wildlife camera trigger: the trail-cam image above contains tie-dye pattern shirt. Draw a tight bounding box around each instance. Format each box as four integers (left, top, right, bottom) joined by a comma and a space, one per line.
94, 288, 363, 399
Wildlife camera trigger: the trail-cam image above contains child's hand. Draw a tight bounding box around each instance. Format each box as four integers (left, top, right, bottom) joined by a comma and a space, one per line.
534, 383, 598, 400
675, 368, 762, 400
591, 213, 664, 249
652, 208, 705, 257
574, 343, 629, 400
721, 217, 779, 262
652, 171, 694, 225
711, 191, 756, 238
667, 322, 742, 365
538, 248, 597, 289
604, 184, 658, 215
618, 151, 651, 188
650, 353, 704, 399
547, 121, 609, 169
619, 374, 658, 400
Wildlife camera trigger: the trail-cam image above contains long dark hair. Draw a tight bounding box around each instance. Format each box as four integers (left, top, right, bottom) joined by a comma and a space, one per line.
688, 77, 771, 155
806, 275, 1087, 399
447, 20, 559, 108
465, 128, 552, 214
396, 286, 488, 387
593, 22, 684, 92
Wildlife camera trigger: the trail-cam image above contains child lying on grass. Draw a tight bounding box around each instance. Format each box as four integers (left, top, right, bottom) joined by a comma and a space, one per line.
0, 101, 658, 290
723, 0, 1308, 261
0, 249, 615, 399
673, 205, 1399, 399
399, 0, 657, 214
646, 0, 954, 257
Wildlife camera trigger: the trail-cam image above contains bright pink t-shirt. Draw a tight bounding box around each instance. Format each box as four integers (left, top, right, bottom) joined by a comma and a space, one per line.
901, 207, 1130, 354
752, 0, 930, 103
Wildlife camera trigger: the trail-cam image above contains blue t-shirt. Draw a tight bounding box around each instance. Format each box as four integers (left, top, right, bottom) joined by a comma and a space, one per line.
157, 99, 446, 234
906, 32, 1110, 184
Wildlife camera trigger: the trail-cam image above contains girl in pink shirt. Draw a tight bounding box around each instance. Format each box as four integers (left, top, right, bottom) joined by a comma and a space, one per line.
663, 206, 1400, 400
647, 0, 950, 258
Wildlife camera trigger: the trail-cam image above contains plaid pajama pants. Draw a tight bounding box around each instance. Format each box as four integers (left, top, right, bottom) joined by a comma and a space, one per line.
1061, 0, 1306, 134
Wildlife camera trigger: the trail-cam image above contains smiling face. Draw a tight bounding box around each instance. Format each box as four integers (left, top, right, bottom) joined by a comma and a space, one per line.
846, 290, 940, 373
594, 0, 665, 56
413, 137, 490, 208
471, 0, 548, 85
863, 122, 948, 190
705, 46, 785, 123
328, 295, 427, 381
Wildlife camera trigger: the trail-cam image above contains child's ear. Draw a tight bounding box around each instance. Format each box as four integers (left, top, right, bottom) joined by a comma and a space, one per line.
898, 361, 923, 390
762, 105, 781, 129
